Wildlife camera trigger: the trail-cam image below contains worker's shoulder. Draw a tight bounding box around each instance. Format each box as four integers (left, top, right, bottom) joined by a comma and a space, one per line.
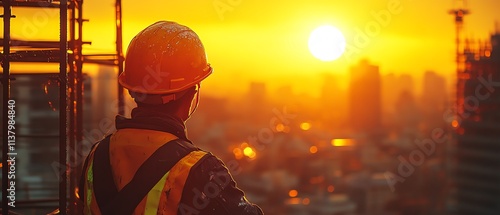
183, 150, 237, 190
188, 149, 236, 177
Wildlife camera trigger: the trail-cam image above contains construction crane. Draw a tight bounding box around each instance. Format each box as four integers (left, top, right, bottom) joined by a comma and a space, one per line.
448, 0, 469, 116
449, 0, 469, 76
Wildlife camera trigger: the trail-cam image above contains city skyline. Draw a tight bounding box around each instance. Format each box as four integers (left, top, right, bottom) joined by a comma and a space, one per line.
3, 0, 500, 98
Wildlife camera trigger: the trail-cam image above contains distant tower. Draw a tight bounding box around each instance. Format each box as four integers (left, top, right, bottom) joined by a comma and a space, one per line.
448, 0, 470, 114
349, 59, 381, 133
246, 82, 269, 122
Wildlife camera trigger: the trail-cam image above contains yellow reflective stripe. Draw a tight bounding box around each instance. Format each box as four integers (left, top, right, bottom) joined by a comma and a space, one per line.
84, 143, 100, 215
162, 151, 208, 214
85, 160, 94, 215
144, 171, 170, 215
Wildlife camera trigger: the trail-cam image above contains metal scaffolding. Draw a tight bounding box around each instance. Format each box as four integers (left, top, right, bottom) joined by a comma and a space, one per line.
0, 0, 124, 214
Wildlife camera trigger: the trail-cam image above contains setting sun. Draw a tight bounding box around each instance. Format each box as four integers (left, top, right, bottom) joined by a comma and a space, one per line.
308, 25, 346, 61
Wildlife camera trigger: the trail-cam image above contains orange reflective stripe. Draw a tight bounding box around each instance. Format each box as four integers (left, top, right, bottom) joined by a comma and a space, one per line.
133, 197, 147, 214
159, 150, 207, 214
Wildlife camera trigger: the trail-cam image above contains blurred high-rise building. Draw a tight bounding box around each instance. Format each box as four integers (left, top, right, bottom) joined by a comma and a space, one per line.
398, 74, 414, 96
381, 73, 398, 116
320, 73, 348, 128
451, 31, 500, 215
422, 71, 447, 108
381, 73, 416, 128
421, 71, 448, 129
394, 90, 420, 132
244, 82, 269, 123
349, 59, 381, 133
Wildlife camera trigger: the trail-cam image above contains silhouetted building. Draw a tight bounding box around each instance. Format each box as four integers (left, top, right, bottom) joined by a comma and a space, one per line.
320, 74, 348, 128
395, 90, 419, 132
381, 73, 398, 116
451, 32, 500, 215
398, 74, 414, 96
244, 82, 269, 123
381, 73, 416, 128
249, 82, 267, 102
421, 71, 448, 128
349, 59, 381, 133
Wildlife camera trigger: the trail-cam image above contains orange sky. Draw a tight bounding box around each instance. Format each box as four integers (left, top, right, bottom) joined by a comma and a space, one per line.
2, 0, 500, 97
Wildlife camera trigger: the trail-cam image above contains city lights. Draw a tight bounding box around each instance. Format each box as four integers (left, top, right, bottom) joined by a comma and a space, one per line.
327, 185, 335, 193
243, 147, 256, 159
331, 138, 355, 147
241, 142, 249, 148
485, 50, 491, 57
275, 123, 285, 132
233, 148, 243, 160
288, 189, 298, 198
285, 198, 301, 205
300, 122, 311, 131
233, 142, 257, 159
309, 146, 318, 154
302, 198, 310, 205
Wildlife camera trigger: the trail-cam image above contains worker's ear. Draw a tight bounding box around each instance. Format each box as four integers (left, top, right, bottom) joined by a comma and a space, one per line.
177, 85, 199, 121
188, 84, 201, 116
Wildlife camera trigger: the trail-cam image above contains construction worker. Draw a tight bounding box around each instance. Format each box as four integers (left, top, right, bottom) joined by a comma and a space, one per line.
79, 21, 264, 215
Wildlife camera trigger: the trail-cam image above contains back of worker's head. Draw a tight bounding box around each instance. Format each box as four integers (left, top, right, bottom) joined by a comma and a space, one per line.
118, 21, 212, 120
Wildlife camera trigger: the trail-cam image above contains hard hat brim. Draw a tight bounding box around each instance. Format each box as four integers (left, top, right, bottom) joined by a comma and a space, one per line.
118, 65, 213, 95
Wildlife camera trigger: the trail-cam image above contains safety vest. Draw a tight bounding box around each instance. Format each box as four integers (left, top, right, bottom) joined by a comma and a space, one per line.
82, 128, 207, 215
